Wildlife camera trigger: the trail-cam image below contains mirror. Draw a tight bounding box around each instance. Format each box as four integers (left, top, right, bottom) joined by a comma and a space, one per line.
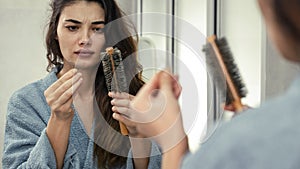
117, 0, 212, 151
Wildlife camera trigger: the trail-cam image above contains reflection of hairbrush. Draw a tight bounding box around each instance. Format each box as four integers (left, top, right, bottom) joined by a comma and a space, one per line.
203, 35, 247, 113
102, 47, 129, 135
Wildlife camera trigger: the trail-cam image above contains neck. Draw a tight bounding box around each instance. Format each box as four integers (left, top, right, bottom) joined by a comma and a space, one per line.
76, 68, 97, 98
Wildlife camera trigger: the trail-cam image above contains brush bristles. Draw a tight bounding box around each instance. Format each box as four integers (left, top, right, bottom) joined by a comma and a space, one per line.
203, 43, 226, 93
203, 36, 247, 105
102, 47, 129, 135
215, 38, 247, 98
102, 47, 129, 93
102, 55, 113, 91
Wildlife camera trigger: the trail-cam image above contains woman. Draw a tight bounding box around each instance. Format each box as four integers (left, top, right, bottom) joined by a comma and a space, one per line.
2, 0, 160, 168
112, 0, 300, 168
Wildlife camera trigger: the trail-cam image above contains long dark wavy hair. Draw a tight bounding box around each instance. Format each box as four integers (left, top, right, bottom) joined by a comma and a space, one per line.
45, 0, 144, 168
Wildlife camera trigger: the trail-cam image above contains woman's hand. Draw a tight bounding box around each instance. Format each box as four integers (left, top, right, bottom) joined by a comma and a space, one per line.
109, 92, 152, 168
111, 71, 185, 151
110, 72, 182, 138
224, 104, 251, 113
109, 92, 143, 137
44, 68, 82, 121
44, 68, 82, 169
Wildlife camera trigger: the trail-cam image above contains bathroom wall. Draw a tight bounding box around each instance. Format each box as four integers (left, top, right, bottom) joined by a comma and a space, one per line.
0, 1, 49, 167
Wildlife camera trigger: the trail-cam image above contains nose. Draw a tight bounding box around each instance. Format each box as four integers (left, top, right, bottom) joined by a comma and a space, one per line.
78, 30, 92, 46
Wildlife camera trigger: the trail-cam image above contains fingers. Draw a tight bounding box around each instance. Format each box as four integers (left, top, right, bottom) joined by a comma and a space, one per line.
111, 98, 130, 108
158, 71, 172, 90
111, 96, 160, 124
55, 96, 74, 118
131, 71, 162, 100
108, 92, 134, 100
44, 69, 83, 120
110, 92, 132, 117
45, 69, 82, 101
112, 106, 131, 118
112, 113, 131, 125
143, 70, 181, 99
171, 75, 182, 99
56, 73, 82, 104
224, 104, 251, 112
111, 70, 183, 141
45, 69, 78, 96
224, 104, 235, 111
112, 113, 139, 137
148, 71, 176, 101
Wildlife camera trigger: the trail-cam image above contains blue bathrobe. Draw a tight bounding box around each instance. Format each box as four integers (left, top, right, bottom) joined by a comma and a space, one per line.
181, 74, 300, 169
2, 67, 161, 169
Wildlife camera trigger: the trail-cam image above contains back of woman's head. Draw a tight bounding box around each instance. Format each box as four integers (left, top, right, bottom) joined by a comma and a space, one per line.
273, 0, 300, 41
258, 0, 300, 61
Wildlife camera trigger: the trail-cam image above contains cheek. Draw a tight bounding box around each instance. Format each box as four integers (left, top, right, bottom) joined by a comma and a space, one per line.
57, 32, 76, 56
93, 35, 106, 51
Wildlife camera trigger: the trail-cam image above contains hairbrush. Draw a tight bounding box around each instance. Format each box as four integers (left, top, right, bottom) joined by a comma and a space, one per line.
102, 47, 129, 135
203, 35, 247, 113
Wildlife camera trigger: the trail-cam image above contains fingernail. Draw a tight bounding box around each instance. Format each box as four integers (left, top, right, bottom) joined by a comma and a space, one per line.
113, 113, 118, 119
111, 99, 115, 105
108, 92, 114, 97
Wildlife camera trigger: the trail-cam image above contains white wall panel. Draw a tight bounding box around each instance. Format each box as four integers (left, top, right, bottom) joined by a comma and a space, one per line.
0, 1, 49, 167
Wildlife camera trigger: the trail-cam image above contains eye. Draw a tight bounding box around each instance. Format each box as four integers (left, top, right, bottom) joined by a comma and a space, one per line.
65, 26, 78, 32
93, 27, 104, 34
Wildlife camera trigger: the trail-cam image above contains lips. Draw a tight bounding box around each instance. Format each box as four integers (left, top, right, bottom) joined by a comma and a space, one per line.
74, 49, 95, 57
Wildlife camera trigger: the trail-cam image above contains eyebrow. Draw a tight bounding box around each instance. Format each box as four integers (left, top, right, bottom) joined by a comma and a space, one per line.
65, 19, 106, 25
91, 21, 106, 25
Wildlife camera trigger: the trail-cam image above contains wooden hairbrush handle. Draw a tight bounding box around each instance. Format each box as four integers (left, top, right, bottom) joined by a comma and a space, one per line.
207, 35, 244, 113
105, 47, 129, 135
119, 122, 129, 135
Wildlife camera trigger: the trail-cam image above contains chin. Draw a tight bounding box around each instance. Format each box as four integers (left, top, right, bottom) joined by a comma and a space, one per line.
75, 62, 100, 70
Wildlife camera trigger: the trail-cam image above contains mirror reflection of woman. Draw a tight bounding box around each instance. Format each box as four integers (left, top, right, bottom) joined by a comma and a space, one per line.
2, 0, 161, 169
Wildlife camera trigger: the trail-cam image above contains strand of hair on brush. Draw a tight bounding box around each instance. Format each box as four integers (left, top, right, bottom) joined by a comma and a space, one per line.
207, 35, 244, 112
106, 47, 129, 135
107, 47, 120, 92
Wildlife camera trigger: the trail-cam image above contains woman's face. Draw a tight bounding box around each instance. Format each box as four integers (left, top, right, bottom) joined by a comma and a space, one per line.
57, 1, 106, 70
